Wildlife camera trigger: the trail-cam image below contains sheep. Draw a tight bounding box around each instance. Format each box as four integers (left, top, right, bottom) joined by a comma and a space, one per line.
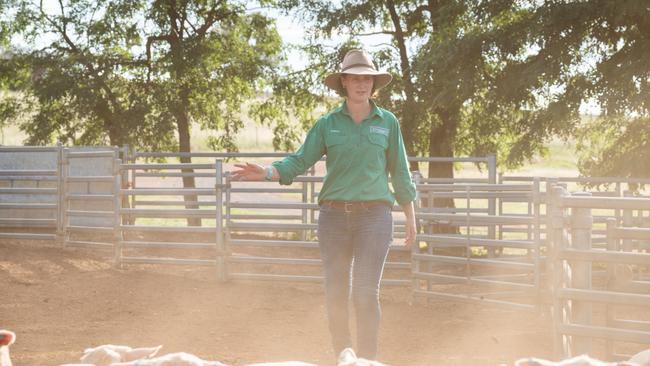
336, 348, 387, 366
79, 345, 162, 366
246, 348, 387, 366
0, 330, 15, 366
629, 349, 650, 366
68, 345, 387, 366
514, 353, 645, 366
110, 351, 227, 366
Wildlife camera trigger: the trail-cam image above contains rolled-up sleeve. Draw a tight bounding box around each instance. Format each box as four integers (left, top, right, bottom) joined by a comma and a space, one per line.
271, 120, 325, 185
386, 118, 416, 205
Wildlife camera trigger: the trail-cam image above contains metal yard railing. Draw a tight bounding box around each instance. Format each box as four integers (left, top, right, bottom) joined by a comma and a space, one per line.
501, 176, 650, 247
61, 148, 121, 249
412, 182, 543, 311
0, 146, 61, 241
116, 160, 224, 269
547, 186, 650, 360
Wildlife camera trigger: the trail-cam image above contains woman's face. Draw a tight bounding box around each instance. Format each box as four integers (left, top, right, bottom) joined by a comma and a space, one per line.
341, 74, 374, 102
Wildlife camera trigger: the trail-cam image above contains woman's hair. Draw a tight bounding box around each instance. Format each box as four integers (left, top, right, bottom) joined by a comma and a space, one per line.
336, 74, 377, 97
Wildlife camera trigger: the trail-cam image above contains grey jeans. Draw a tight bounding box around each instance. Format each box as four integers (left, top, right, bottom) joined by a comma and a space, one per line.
317, 203, 393, 360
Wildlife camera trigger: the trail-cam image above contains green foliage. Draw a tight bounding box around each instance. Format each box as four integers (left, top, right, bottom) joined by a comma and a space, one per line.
280, 0, 650, 180
0, 0, 167, 147
281, 0, 566, 178
144, 0, 284, 154
0, 0, 292, 155
502, 0, 650, 178
249, 41, 350, 151
577, 116, 650, 180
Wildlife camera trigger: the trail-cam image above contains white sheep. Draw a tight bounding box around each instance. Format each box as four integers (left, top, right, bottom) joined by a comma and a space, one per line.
79, 344, 162, 365
0, 330, 15, 366
66, 345, 387, 366
629, 349, 650, 366
110, 351, 227, 366
336, 348, 387, 366
246, 348, 387, 366
513, 350, 650, 366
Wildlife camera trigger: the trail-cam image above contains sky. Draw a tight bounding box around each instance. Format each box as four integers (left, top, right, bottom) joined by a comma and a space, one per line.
269, 8, 392, 70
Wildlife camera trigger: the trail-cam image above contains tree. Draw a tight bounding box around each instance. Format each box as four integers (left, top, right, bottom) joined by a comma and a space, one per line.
534, 1, 650, 180
474, 0, 650, 181
0, 0, 172, 148
139, 0, 283, 222
144, 0, 282, 155
1, 0, 285, 150
280, 0, 579, 183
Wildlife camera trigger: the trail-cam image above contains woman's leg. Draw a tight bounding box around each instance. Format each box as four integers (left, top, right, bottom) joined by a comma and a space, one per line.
350, 204, 393, 360
317, 207, 354, 355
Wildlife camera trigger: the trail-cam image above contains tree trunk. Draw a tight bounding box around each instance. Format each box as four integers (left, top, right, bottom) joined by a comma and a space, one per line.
168, 20, 200, 226
386, 0, 419, 171
427, 108, 459, 235
428, 108, 456, 180
176, 87, 201, 226
95, 97, 122, 147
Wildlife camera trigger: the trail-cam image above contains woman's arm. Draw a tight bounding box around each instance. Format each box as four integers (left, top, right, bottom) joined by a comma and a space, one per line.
401, 201, 416, 248
231, 120, 324, 182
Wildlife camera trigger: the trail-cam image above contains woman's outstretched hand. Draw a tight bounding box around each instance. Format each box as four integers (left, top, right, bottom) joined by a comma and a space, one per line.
231, 162, 266, 181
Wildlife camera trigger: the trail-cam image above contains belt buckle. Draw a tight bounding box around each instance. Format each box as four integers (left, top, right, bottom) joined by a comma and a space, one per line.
344, 202, 353, 213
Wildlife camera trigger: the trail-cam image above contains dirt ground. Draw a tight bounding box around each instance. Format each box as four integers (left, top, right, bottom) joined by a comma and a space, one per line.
1, 240, 554, 366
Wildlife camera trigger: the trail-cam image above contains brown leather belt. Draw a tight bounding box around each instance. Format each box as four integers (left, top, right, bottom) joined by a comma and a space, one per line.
320, 200, 389, 213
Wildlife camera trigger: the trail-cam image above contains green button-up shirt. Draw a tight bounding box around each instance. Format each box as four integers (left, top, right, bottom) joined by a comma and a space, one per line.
272, 101, 416, 206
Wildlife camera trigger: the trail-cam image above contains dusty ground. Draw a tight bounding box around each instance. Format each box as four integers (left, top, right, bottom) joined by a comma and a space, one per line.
1, 240, 554, 366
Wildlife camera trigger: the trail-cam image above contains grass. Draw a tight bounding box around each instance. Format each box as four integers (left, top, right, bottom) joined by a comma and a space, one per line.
503, 139, 579, 177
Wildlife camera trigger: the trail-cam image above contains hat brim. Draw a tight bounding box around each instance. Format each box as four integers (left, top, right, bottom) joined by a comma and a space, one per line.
324, 68, 392, 94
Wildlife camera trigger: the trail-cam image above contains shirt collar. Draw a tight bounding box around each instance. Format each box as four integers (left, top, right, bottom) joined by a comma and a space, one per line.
337, 100, 384, 120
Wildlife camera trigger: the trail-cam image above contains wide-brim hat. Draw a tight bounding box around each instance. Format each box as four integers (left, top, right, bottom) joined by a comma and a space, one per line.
324, 49, 392, 94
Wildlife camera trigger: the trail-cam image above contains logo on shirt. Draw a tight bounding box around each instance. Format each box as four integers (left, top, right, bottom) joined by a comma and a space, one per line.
369, 126, 389, 136
330, 129, 341, 133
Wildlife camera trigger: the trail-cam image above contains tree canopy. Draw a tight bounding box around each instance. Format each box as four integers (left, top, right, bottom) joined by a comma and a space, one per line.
1, 0, 649, 179
280, 0, 650, 179
0, 0, 285, 154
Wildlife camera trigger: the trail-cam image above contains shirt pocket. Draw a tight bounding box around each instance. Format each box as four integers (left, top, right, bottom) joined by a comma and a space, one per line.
367, 133, 389, 151
325, 134, 349, 155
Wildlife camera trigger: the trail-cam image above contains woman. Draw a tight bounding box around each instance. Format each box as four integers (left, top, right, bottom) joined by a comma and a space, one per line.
232, 49, 417, 361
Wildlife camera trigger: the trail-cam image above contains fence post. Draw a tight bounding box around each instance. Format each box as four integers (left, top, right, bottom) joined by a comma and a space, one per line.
215, 159, 226, 282
622, 191, 634, 252
61, 148, 70, 248
533, 177, 541, 306
615, 182, 622, 224
411, 170, 422, 291
224, 171, 233, 280
301, 171, 308, 241
605, 218, 618, 359
548, 184, 568, 358
411, 170, 423, 299
113, 158, 122, 268
56, 143, 64, 246
309, 165, 317, 237
569, 191, 593, 355
487, 154, 497, 257
120, 145, 132, 225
